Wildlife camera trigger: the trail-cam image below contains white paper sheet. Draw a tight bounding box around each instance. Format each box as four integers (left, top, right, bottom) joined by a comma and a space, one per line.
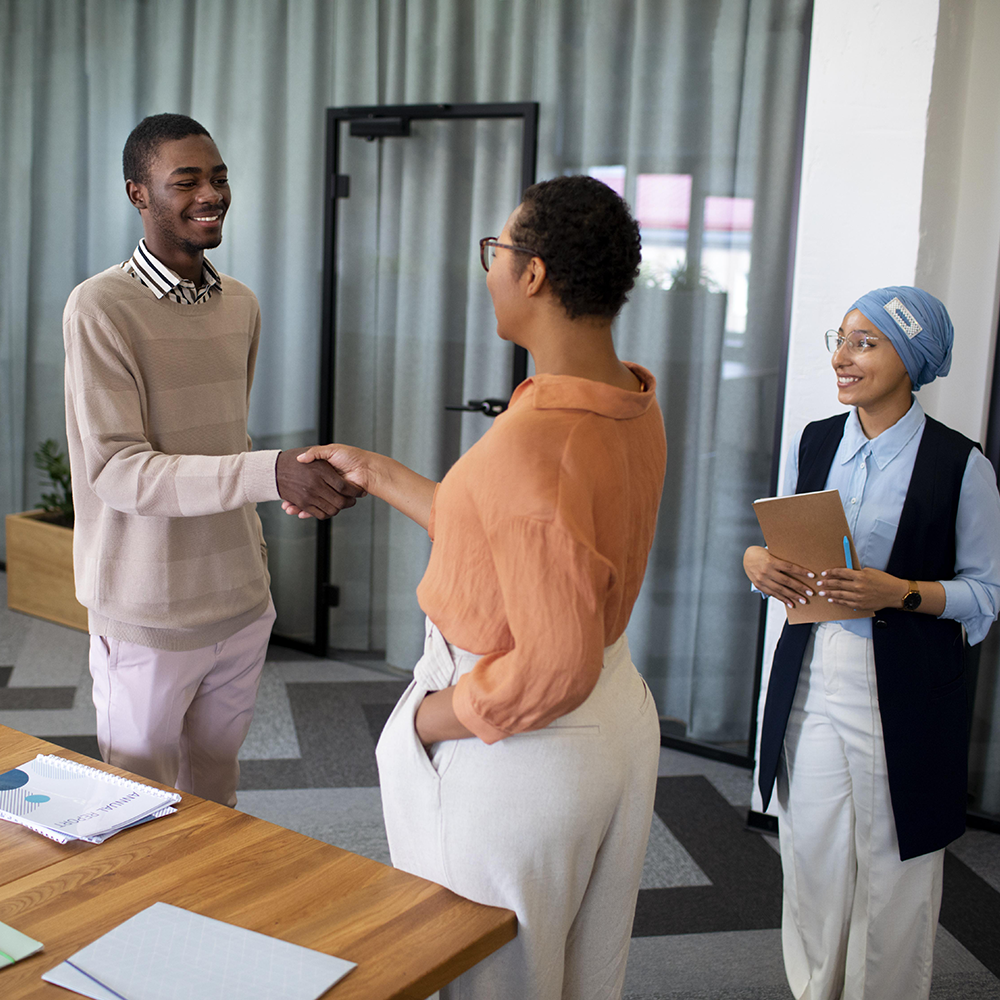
42, 902, 355, 1000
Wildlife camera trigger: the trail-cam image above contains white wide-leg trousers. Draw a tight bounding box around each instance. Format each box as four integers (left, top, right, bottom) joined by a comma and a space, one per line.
376, 618, 661, 1000
775, 623, 944, 1000
89, 598, 275, 806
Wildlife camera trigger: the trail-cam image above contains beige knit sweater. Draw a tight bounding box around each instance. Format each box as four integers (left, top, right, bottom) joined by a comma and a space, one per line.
63, 265, 282, 650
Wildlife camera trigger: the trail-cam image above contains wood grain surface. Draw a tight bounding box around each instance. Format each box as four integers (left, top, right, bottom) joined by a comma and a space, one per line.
0, 725, 516, 999
4, 512, 88, 632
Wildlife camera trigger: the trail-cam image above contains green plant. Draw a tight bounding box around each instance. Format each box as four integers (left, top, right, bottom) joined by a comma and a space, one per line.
34, 439, 74, 527
667, 258, 721, 293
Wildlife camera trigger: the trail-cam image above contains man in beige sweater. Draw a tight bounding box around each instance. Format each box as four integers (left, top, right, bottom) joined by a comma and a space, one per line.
63, 114, 359, 806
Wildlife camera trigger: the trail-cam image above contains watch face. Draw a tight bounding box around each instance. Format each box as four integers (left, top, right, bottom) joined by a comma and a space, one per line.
903, 591, 922, 611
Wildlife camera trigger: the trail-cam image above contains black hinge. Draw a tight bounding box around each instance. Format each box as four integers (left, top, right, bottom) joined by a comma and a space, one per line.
322, 584, 340, 607
331, 174, 350, 199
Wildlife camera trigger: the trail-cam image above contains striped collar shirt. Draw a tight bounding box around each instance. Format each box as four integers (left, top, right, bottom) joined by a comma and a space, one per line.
121, 239, 222, 304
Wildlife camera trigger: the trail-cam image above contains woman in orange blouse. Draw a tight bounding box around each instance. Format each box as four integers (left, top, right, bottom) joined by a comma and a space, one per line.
292, 176, 666, 1000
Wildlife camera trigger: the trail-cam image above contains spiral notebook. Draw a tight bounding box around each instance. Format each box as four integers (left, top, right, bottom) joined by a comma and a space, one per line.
0, 754, 180, 844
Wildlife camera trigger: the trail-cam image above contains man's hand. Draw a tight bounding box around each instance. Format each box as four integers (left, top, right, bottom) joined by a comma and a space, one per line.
279, 445, 371, 519
275, 448, 366, 520
743, 545, 815, 610
281, 444, 436, 530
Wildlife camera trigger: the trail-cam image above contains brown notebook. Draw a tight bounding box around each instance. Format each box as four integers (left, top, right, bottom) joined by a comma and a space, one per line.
752, 489, 873, 624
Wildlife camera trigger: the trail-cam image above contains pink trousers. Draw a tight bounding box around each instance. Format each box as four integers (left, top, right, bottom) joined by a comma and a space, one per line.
88, 599, 275, 806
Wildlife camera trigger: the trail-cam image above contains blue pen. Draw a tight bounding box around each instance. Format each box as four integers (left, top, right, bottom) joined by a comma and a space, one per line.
843, 535, 853, 570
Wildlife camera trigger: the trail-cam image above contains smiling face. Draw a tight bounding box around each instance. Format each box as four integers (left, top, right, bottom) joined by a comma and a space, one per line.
127, 133, 230, 277
832, 308, 912, 419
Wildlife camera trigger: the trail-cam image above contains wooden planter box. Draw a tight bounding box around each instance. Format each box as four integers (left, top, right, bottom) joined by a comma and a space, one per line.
5, 510, 88, 632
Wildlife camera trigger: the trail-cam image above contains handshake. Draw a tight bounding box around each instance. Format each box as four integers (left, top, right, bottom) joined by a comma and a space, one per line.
275, 446, 365, 520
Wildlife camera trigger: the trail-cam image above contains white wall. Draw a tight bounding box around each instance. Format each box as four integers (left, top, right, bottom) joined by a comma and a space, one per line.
916, 0, 1000, 443
750, 0, 1000, 813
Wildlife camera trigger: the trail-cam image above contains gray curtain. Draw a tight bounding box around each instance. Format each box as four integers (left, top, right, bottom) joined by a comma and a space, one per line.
1, 0, 809, 753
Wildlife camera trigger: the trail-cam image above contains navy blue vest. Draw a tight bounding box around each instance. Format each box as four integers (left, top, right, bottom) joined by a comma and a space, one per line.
757, 413, 975, 860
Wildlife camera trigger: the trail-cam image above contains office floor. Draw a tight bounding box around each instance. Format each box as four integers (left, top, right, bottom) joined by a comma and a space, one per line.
2, 574, 999, 998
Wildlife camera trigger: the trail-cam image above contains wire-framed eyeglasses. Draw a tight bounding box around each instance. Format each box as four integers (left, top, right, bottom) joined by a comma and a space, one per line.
825, 330, 883, 355
479, 237, 542, 273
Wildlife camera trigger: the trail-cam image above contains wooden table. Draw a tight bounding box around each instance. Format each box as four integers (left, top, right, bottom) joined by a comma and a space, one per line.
0, 725, 516, 999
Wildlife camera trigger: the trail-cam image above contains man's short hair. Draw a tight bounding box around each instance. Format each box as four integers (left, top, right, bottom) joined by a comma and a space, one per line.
510, 175, 642, 320
122, 114, 212, 186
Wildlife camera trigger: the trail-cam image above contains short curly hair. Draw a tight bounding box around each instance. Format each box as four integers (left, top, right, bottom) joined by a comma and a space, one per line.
123, 114, 211, 186
509, 175, 642, 320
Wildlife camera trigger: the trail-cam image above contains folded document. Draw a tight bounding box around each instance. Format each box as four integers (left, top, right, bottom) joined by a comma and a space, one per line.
43, 902, 356, 1000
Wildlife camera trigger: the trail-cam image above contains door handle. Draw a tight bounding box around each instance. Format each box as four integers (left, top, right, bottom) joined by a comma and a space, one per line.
445, 398, 509, 417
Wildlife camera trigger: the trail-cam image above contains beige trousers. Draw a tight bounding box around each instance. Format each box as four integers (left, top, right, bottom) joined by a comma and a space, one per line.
376, 618, 660, 1000
89, 598, 275, 806
776, 623, 944, 1000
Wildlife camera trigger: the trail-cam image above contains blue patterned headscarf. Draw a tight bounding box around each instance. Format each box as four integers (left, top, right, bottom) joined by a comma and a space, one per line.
848, 286, 953, 391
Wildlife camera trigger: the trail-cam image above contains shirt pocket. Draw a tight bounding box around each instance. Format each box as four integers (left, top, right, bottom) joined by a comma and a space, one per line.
864, 517, 900, 571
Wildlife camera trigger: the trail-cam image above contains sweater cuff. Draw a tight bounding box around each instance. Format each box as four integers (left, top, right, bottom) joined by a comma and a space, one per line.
243, 449, 283, 503
452, 673, 511, 745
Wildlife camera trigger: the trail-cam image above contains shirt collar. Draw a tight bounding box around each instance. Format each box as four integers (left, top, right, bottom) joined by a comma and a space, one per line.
839, 397, 925, 469
508, 363, 658, 419
122, 239, 222, 301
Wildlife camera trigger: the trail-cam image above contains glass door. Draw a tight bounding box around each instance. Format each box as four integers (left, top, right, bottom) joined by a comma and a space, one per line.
268, 104, 537, 665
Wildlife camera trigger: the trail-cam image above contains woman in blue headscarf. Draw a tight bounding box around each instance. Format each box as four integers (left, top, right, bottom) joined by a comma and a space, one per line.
744, 286, 1000, 1000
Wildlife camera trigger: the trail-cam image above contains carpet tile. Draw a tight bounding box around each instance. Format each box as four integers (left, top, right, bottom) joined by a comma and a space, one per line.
634, 777, 783, 936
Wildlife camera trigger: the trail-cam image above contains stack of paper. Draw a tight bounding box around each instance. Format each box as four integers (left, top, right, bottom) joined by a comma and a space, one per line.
43, 902, 356, 1000
0, 754, 180, 844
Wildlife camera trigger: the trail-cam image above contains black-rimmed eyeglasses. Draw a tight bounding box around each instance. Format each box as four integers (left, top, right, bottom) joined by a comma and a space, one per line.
479, 237, 542, 273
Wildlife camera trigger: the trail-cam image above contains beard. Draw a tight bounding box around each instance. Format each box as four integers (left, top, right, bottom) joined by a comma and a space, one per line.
146, 194, 224, 255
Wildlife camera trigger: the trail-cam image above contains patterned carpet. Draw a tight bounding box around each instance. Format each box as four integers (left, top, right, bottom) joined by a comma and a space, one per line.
2, 573, 1000, 998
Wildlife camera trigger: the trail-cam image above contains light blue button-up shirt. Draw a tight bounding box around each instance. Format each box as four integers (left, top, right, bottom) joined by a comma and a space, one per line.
781, 399, 1000, 644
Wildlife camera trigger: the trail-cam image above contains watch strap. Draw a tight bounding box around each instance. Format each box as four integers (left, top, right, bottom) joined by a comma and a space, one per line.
902, 580, 921, 610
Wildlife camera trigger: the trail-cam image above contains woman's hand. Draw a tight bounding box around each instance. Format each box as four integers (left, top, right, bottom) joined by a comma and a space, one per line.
743, 545, 815, 609
817, 568, 946, 616
815, 567, 902, 611
282, 444, 437, 530
281, 445, 371, 518
414, 687, 474, 744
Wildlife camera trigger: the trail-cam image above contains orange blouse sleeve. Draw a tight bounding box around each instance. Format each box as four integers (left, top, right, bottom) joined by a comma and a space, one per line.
451, 514, 615, 743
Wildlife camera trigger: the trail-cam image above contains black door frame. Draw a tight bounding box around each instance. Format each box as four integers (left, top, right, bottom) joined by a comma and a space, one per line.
271, 102, 539, 657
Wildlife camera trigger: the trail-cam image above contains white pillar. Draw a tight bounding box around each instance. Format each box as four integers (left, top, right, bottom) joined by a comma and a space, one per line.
751, 0, 943, 814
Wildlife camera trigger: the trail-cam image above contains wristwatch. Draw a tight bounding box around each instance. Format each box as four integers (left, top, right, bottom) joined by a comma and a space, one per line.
901, 580, 921, 611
